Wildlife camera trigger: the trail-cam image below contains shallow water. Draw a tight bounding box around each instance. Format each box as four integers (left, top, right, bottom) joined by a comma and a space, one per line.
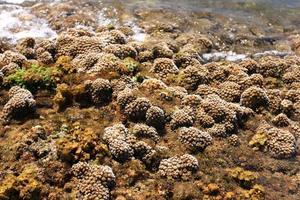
1, 0, 300, 37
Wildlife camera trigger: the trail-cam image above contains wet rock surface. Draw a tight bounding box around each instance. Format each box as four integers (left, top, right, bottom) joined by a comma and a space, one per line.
0, 0, 300, 199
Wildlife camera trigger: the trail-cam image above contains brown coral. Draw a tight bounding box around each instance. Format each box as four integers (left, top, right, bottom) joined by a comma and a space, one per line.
158, 154, 199, 180
1, 86, 36, 122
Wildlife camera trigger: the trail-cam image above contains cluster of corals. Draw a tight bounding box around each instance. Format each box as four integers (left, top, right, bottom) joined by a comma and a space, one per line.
116, 87, 137, 110
196, 95, 238, 137
111, 75, 136, 96
175, 33, 213, 54
71, 162, 115, 200
132, 123, 160, 143
152, 43, 174, 59
1, 86, 36, 122
16, 37, 36, 59
282, 65, 300, 84
72, 52, 124, 74
240, 86, 269, 110
102, 124, 134, 161
228, 134, 240, 146
271, 113, 290, 127
203, 62, 228, 83
254, 123, 297, 159
102, 124, 157, 164
217, 81, 241, 102
2, 13, 300, 200
16, 38, 56, 64
57, 29, 126, 57
0, 50, 27, 68
0, 62, 20, 76
124, 97, 152, 121
151, 58, 179, 79
84, 78, 113, 105
170, 107, 195, 130
196, 84, 218, 98
145, 106, 166, 129
173, 50, 201, 68
158, 154, 199, 180
256, 56, 289, 78
266, 127, 297, 159
178, 127, 213, 151
103, 44, 137, 59
177, 64, 208, 90
35, 40, 57, 64
197, 94, 253, 137
181, 94, 202, 109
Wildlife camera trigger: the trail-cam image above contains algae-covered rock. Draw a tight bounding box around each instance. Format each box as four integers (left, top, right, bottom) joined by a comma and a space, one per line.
56, 127, 103, 163
249, 131, 268, 150
4, 64, 56, 90
227, 167, 258, 189
53, 83, 73, 111
0, 164, 43, 200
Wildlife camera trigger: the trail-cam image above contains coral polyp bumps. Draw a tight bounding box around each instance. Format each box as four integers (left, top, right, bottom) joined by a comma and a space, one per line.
0, 25, 300, 199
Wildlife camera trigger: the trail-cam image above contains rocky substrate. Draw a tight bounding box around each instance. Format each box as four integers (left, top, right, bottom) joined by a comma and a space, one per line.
0, 12, 300, 200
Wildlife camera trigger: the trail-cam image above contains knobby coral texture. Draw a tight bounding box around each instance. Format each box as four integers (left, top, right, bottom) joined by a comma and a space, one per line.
0, 1, 300, 199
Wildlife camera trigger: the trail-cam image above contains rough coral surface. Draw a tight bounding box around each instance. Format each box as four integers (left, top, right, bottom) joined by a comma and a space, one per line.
178, 127, 212, 151
170, 107, 194, 130
132, 123, 160, 143
84, 78, 113, 105
145, 106, 166, 129
0, 50, 27, 67
158, 154, 199, 180
1, 86, 36, 122
124, 97, 151, 121
240, 86, 269, 110
266, 128, 297, 159
102, 124, 134, 161
71, 162, 115, 200
253, 124, 297, 159
151, 58, 179, 79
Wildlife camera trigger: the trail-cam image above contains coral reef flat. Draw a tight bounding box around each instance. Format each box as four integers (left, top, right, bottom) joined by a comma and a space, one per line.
0, 0, 300, 199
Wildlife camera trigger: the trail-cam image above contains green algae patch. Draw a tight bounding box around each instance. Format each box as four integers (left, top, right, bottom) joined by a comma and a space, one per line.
5, 64, 56, 90
123, 57, 140, 73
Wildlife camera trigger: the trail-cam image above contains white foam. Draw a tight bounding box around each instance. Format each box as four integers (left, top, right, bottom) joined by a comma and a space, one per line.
131, 24, 147, 42
1, 0, 34, 4
124, 21, 147, 42
252, 50, 294, 58
0, 5, 57, 43
97, 7, 117, 26
202, 51, 247, 62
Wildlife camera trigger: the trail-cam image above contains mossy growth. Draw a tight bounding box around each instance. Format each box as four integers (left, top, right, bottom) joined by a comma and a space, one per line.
5, 64, 56, 90
53, 83, 73, 111
227, 167, 258, 189
0, 164, 43, 200
123, 57, 140, 73
55, 56, 75, 74
132, 73, 147, 83
240, 184, 265, 200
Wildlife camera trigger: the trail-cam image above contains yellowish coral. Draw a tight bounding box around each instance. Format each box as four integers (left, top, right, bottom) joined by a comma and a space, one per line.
248, 131, 268, 150
227, 167, 258, 188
